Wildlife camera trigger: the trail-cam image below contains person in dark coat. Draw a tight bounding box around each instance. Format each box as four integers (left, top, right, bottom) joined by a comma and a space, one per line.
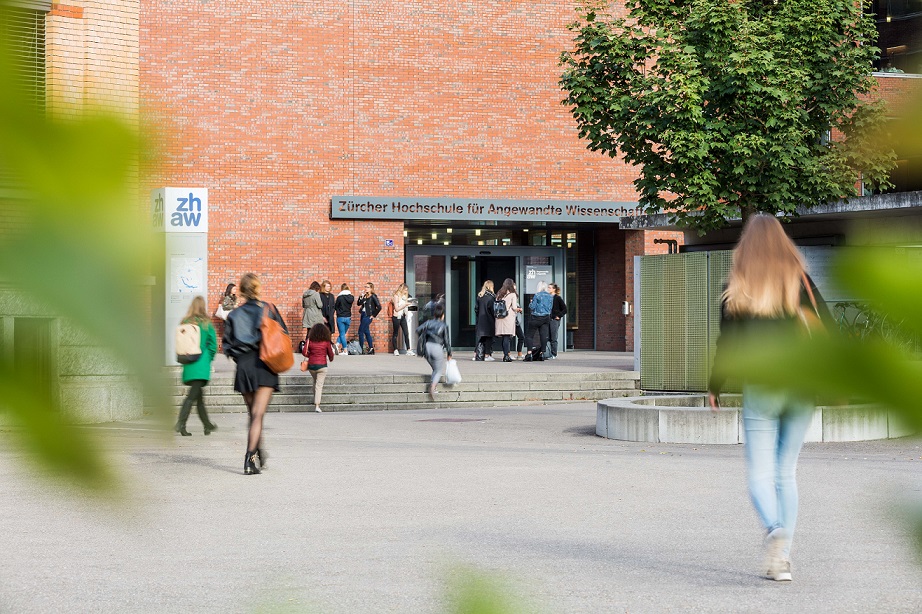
356, 282, 382, 354
473, 280, 496, 361
333, 282, 355, 354
223, 272, 289, 475
547, 283, 568, 359
320, 279, 336, 334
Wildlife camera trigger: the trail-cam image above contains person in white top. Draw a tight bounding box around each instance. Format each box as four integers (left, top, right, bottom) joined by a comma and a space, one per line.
390, 283, 415, 355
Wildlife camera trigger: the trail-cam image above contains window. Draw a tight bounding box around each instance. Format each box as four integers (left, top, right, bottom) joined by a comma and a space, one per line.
871, 1, 922, 73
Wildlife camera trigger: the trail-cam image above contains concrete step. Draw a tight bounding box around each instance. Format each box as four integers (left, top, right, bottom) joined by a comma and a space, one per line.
165, 370, 639, 413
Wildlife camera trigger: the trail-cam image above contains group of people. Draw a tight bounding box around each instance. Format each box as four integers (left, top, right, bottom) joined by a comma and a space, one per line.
173, 214, 828, 584
302, 280, 382, 356
473, 278, 567, 362
302, 281, 419, 357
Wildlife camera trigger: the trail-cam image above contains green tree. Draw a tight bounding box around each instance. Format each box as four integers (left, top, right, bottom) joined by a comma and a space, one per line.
560, 0, 896, 232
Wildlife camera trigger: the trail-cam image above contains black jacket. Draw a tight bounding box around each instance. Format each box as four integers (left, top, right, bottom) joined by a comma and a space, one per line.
223, 300, 289, 359
474, 292, 496, 338
334, 291, 354, 318
357, 293, 382, 318
708, 274, 833, 394
417, 318, 452, 353
320, 292, 335, 327
551, 294, 568, 320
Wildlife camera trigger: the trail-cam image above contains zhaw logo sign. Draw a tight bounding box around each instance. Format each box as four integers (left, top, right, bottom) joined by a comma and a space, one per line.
151, 188, 209, 233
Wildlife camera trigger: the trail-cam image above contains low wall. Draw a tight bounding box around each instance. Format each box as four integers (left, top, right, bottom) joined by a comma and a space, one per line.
597, 395, 914, 444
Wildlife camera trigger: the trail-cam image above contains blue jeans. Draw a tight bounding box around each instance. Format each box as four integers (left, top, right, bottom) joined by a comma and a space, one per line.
336, 316, 351, 350
742, 385, 814, 555
358, 314, 374, 350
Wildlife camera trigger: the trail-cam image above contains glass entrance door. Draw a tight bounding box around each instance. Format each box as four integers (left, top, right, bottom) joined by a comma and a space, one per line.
407, 246, 565, 350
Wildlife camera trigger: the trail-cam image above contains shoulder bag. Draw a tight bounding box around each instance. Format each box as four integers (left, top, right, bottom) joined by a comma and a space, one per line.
260, 302, 295, 373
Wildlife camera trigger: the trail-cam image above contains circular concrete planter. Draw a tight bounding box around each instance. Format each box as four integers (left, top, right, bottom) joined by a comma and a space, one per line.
596, 395, 913, 444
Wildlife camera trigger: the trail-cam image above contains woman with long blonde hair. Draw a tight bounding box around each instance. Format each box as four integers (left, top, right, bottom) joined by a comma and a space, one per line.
709, 214, 831, 582
473, 280, 495, 361
390, 283, 414, 355
175, 295, 218, 436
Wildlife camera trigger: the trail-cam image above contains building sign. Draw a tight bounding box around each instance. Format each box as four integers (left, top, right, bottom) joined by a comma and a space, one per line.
151, 187, 209, 233
525, 265, 554, 293
331, 196, 642, 224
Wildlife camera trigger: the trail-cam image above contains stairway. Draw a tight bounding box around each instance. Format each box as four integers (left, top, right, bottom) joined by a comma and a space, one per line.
168, 370, 640, 413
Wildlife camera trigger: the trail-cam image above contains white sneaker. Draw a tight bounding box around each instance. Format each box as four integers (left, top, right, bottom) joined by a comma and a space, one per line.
339, 351, 348, 356
764, 528, 792, 581
484, 356, 495, 361
315, 406, 322, 413
407, 350, 416, 356
394, 349, 400, 356
471, 357, 478, 361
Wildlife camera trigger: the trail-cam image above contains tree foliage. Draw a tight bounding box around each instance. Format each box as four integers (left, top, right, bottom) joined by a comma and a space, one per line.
560, 0, 896, 232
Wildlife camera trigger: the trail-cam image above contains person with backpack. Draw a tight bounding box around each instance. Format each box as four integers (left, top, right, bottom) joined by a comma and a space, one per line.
356, 282, 382, 354
473, 280, 496, 361
525, 281, 553, 361
417, 302, 452, 400
494, 278, 521, 362
223, 273, 289, 475
334, 283, 355, 355
175, 295, 218, 436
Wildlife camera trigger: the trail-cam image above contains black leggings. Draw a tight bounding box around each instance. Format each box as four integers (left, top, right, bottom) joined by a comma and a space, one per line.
392, 316, 410, 352
178, 380, 211, 427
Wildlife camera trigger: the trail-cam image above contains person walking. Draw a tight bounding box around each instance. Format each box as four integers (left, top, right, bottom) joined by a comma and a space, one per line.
708, 214, 832, 582
417, 302, 452, 400
175, 295, 219, 436
302, 322, 335, 412
390, 283, 414, 356
525, 281, 553, 361
547, 283, 568, 359
320, 279, 336, 335
334, 283, 354, 355
473, 280, 496, 361
223, 273, 289, 475
494, 278, 521, 362
356, 282, 382, 354
302, 280, 324, 333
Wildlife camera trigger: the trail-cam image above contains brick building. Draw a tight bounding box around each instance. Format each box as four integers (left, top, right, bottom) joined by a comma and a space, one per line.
6, 0, 921, 356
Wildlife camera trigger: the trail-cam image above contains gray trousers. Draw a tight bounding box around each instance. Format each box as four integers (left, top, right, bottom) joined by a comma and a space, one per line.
425, 341, 446, 386
549, 318, 561, 357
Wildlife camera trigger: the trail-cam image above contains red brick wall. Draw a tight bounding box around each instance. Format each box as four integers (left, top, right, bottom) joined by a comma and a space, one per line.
139, 2, 639, 350
594, 227, 626, 350
624, 229, 685, 352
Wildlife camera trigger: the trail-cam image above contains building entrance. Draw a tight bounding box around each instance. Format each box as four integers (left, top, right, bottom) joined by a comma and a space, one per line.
406, 245, 566, 350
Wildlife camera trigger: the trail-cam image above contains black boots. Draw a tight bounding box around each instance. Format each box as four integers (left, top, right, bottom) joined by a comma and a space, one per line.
204, 422, 218, 436
175, 423, 191, 436
244, 450, 261, 475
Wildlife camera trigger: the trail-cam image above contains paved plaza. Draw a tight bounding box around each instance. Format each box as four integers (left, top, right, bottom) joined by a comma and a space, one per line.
1, 404, 920, 613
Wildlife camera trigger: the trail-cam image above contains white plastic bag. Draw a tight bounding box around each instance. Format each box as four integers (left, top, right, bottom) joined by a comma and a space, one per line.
444, 358, 462, 385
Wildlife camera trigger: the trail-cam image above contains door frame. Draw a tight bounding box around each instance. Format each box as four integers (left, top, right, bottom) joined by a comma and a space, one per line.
405, 245, 567, 350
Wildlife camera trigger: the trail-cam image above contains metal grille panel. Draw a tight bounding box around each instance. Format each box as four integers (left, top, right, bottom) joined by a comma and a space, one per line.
640, 252, 710, 391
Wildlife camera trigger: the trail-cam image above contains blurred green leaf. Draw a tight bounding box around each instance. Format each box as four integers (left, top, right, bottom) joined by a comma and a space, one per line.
446, 568, 529, 614
0, 0, 168, 491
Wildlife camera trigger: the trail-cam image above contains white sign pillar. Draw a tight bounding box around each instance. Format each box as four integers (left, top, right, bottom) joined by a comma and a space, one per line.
152, 187, 209, 365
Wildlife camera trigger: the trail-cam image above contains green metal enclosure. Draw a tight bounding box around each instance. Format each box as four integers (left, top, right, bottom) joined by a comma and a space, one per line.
639, 251, 732, 391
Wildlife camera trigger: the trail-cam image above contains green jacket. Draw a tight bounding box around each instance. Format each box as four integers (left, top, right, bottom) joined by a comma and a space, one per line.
182, 318, 217, 383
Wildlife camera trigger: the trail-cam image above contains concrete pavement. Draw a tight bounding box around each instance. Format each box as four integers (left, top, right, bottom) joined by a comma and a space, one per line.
1, 404, 920, 613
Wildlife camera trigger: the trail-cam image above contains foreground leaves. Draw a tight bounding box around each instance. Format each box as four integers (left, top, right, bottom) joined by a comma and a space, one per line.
0, 1, 167, 491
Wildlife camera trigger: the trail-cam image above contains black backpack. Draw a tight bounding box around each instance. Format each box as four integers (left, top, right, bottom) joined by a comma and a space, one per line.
494, 298, 509, 319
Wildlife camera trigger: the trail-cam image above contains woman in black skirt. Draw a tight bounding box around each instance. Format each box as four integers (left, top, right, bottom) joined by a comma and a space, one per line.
223, 272, 289, 475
